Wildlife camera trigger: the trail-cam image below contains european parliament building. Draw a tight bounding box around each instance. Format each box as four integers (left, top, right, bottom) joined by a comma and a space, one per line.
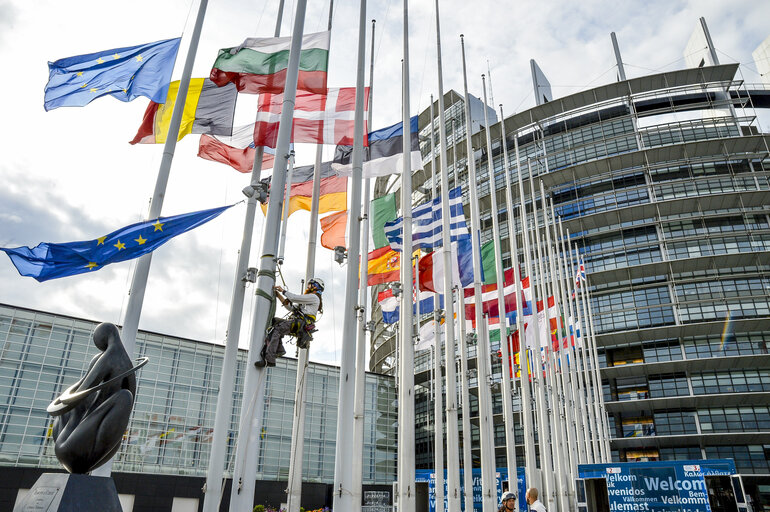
369, 25, 770, 509
0, 303, 397, 511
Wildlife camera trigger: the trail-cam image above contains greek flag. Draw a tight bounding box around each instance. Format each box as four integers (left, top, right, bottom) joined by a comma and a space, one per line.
383, 186, 469, 252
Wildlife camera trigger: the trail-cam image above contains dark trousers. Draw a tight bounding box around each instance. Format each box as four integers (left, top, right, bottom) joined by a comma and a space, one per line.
263, 318, 291, 363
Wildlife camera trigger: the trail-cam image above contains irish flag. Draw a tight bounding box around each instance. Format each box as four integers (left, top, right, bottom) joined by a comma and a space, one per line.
210, 31, 330, 95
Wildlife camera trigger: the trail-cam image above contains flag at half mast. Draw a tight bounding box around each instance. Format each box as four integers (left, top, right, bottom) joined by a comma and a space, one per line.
44, 37, 181, 111
333, 115, 422, 178
383, 186, 469, 252
210, 31, 330, 95
0, 205, 235, 282
130, 78, 237, 144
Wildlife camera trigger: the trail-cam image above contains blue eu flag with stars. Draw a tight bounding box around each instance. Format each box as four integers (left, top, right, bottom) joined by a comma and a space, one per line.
1, 204, 235, 282
44, 37, 181, 111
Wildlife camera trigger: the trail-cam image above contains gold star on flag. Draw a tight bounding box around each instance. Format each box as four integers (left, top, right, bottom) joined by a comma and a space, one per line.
113, 53, 120, 59
86, 262, 98, 270
122, 88, 127, 93
152, 221, 164, 232
80, 83, 88, 88
76, 71, 83, 77
90, 88, 98, 93
96, 236, 107, 246
136, 55, 143, 62
114, 240, 126, 251
96, 57, 104, 64
134, 235, 147, 245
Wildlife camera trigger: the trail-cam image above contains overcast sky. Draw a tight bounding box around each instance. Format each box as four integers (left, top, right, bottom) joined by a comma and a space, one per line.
0, 0, 768, 366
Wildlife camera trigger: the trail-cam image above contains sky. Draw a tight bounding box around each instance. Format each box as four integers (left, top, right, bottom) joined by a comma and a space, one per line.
0, 0, 769, 367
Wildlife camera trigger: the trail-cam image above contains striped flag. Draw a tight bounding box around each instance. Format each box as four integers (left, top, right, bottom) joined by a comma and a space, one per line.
377, 287, 444, 324
383, 186, 469, 252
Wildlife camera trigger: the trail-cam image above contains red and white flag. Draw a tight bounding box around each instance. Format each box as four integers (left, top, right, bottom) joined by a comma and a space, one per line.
254, 87, 369, 148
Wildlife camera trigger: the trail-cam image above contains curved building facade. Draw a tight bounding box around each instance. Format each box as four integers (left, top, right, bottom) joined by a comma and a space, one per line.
372, 61, 770, 506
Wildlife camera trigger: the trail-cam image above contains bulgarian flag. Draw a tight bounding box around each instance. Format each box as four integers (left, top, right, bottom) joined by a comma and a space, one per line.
210, 31, 330, 95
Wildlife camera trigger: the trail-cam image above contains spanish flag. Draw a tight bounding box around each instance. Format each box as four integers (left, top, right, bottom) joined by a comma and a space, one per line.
367, 246, 400, 286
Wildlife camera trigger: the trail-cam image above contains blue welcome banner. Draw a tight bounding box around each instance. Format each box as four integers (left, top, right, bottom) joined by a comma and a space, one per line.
416, 467, 526, 512
578, 459, 736, 511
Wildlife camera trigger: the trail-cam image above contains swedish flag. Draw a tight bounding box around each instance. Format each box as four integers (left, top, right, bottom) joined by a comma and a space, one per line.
1, 204, 234, 282
44, 37, 181, 111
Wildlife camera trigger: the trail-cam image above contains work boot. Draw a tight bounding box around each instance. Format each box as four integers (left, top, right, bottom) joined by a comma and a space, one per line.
254, 359, 275, 368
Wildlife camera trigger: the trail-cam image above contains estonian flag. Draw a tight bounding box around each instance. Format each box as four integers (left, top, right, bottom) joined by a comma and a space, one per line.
332, 115, 423, 178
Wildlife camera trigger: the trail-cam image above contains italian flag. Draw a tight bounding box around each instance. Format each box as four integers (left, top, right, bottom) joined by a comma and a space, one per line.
210, 31, 330, 95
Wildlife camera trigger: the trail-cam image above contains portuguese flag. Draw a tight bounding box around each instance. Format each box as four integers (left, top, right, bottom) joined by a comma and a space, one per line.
210, 31, 329, 95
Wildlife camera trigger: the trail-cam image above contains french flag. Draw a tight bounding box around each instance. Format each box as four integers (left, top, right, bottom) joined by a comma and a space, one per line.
417, 237, 473, 293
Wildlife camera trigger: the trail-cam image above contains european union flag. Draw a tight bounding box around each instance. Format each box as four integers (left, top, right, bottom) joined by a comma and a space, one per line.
44, 37, 181, 111
0, 204, 235, 282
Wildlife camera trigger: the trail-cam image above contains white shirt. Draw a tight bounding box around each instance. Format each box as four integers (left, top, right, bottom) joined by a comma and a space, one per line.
284, 290, 320, 318
529, 499, 547, 512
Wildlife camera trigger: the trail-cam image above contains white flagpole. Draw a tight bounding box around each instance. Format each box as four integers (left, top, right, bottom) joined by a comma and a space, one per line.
202, 4, 285, 508
555, 218, 589, 466
450, 113, 474, 512
229, 0, 309, 507
550, 208, 587, 470
460, 34, 497, 511
277, 152, 295, 262
579, 250, 611, 460
516, 161, 549, 495
397, 0, 416, 505
541, 185, 576, 509
572, 244, 604, 462
571, 240, 604, 462
450, 116, 474, 512
285, 3, 335, 509
285, 142, 322, 512
480, 76, 517, 492
505, 114, 538, 488
455, 287, 474, 512
351, 16, 375, 512
528, 175, 562, 511
433, 7, 461, 506
92, 0, 209, 480
428, 96, 446, 512
565, 232, 598, 463
332, 0, 367, 507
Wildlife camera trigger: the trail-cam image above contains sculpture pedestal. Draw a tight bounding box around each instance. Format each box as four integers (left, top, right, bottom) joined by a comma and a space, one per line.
14, 473, 122, 512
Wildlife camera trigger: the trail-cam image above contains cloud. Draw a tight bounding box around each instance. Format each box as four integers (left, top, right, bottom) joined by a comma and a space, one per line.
0, 2, 19, 47
2, 0, 770, 370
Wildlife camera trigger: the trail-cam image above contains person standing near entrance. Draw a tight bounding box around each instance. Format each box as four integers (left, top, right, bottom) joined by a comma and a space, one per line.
526, 487, 547, 512
498, 491, 517, 511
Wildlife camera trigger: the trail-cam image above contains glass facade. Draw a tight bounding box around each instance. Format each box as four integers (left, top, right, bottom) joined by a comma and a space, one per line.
0, 304, 397, 484
373, 64, 770, 484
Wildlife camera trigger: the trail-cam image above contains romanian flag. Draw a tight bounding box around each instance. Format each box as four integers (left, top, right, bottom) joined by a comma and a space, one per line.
210, 31, 329, 95
367, 246, 400, 286
130, 78, 237, 144
260, 161, 347, 218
